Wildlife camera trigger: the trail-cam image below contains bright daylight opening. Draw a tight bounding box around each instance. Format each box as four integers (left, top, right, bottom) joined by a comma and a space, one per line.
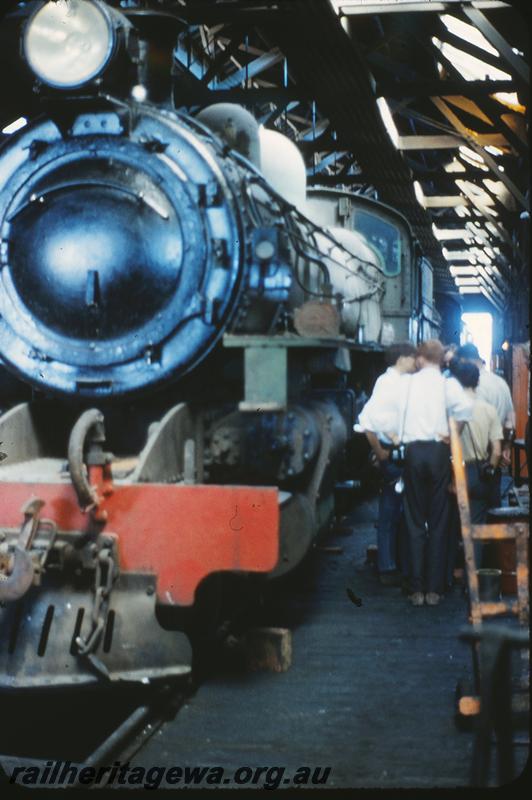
461, 312, 493, 370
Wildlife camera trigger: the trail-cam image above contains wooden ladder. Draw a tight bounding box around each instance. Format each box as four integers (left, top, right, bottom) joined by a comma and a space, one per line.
450, 419, 529, 784
449, 417, 529, 630
449, 418, 529, 718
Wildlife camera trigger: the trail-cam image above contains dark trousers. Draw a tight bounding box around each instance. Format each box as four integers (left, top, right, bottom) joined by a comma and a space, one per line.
467, 462, 493, 524
488, 467, 502, 508
468, 462, 497, 568
403, 441, 451, 594
377, 459, 404, 574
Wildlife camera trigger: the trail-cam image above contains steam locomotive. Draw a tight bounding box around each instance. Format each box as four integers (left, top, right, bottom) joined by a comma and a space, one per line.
0, 1, 439, 691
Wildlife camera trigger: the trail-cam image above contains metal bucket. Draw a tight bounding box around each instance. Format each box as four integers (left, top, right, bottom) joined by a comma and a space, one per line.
477, 568, 502, 602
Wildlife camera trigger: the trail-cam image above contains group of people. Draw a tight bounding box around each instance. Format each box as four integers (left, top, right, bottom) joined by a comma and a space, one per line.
357, 339, 515, 607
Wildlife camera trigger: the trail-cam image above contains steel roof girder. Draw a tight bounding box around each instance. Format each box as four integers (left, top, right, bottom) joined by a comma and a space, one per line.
215, 48, 284, 89
335, 1, 511, 16
376, 78, 515, 98
433, 19, 510, 77
430, 97, 529, 211
461, 6, 529, 87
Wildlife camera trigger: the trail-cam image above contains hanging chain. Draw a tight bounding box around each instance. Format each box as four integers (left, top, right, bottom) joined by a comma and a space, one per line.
75, 543, 117, 657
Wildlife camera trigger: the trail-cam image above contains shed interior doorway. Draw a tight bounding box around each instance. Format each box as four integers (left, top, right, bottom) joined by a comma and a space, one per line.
462, 312, 493, 371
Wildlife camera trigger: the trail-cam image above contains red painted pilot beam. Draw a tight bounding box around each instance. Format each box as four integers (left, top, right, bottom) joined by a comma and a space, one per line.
0, 483, 279, 606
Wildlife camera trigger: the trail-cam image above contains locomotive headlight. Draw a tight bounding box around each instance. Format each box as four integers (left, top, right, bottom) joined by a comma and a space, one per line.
23, 0, 116, 89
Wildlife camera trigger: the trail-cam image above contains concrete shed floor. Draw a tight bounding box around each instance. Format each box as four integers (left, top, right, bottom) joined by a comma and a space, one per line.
131, 497, 485, 790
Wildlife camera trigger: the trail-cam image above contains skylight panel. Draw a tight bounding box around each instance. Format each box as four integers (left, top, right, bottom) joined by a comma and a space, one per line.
455, 276, 480, 285
466, 222, 489, 241
443, 248, 476, 263
484, 145, 504, 156
432, 37, 512, 82
459, 286, 481, 294
445, 158, 466, 173
492, 92, 525, 112
440, 15, 499, 57
473, 249, 491, 265
413, 180, 426, 208
483, 178, 509, 199
450, 265, 478, 276
432, 225, 471, 241
458, 146, 489, 171
376, 97, 400, 148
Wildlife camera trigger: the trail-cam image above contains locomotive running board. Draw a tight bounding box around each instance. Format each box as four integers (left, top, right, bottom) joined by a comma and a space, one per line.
0, 572, 191, 690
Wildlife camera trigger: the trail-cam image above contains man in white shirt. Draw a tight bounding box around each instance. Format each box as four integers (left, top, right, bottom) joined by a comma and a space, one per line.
357, 343, 416, 585
398, 339, 473, 607
455, 343, 515, 505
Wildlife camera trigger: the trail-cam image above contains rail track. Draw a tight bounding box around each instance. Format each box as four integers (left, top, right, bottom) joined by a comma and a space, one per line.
0, 678, 191, 788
